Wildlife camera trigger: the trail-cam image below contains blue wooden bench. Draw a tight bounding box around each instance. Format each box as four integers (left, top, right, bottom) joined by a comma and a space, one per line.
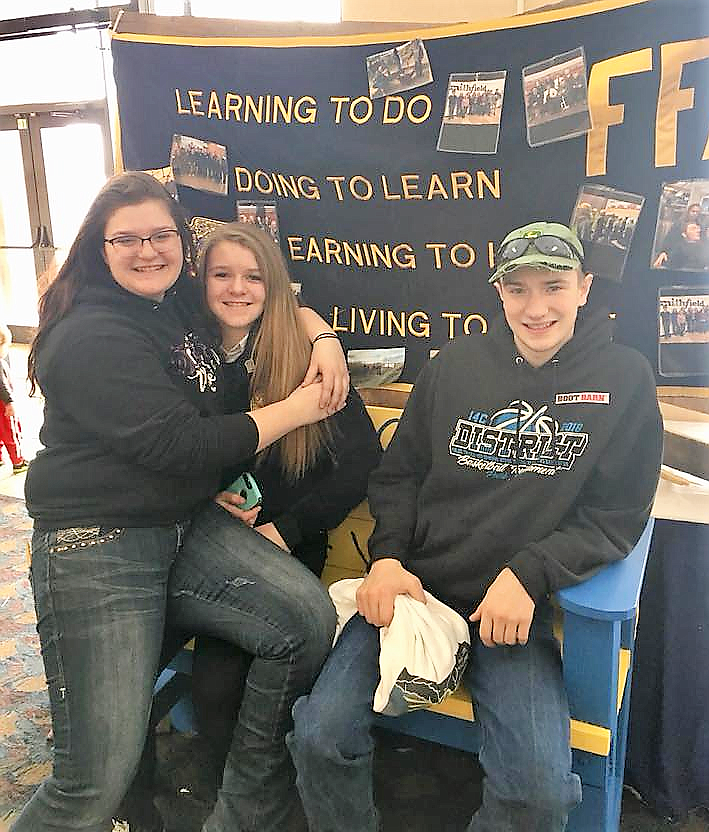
363, 519, 654, 832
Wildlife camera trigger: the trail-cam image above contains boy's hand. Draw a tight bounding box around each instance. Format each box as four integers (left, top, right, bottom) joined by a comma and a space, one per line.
469, 568, 535, 647
356, 558, 426, 628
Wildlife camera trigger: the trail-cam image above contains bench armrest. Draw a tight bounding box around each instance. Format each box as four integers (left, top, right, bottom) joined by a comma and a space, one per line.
556, 519, 654, 622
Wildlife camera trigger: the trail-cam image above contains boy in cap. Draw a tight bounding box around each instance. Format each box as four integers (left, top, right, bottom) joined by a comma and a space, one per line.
288, 221, 663, 831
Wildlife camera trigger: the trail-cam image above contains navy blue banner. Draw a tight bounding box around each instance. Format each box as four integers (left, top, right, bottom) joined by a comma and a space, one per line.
112, 0, 709, 382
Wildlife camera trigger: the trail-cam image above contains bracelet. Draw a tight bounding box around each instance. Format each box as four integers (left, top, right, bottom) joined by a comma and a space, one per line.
312, 332, 340, 345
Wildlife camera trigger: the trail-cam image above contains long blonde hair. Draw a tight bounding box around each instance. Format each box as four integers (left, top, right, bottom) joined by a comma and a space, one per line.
198, 223, 333, 481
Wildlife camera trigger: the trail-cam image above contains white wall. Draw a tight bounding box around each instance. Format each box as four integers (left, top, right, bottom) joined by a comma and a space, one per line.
341, 0, 518, 24
340, 0, 586, 24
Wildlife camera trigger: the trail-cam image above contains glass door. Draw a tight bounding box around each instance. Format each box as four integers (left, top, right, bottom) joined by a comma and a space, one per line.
0, 102, 112, 329
0, 120, 36, 327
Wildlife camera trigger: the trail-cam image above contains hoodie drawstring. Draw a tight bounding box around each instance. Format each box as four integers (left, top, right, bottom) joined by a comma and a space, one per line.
550, 358, 560, 473
511, 355, 560, 478
513, 356, 524, 477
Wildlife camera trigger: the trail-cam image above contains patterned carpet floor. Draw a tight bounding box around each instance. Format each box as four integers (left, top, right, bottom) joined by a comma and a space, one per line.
0, 492, 706, 832
0, 494, 50, 832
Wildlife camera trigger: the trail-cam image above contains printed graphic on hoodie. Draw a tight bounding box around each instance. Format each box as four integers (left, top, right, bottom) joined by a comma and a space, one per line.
449, 399, 588, 479
170, 331, 220, 393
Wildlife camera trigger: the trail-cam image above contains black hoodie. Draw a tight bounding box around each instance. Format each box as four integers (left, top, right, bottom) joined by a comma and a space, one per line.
26, 279, 259, 529
367, 308, 663, 615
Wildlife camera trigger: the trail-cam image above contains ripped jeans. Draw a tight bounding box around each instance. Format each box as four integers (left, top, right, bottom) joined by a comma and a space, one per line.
12, 522, 188, 832
167, 502, 337, 832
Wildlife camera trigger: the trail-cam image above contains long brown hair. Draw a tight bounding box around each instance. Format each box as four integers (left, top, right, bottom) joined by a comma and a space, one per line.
28, 171, 195, 394
198, 223, 332, 481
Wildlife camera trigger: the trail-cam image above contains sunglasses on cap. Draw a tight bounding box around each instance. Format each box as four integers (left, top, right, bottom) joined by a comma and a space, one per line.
497, 234, 584, 264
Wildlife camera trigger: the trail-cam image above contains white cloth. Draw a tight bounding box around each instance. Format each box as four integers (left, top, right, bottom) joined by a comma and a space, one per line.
328, 578, 471, 716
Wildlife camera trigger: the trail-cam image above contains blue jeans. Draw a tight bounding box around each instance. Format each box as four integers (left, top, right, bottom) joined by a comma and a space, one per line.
167, 502, 337, 832
12, 522, 187, 832
288, 607, 582, 832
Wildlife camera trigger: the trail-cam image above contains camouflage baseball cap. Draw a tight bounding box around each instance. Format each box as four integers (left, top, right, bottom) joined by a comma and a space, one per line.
489, 221, 584, 284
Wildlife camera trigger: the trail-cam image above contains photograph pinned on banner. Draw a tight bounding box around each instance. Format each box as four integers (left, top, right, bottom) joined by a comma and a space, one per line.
651, 180, 709, 272
437, 71, 507, 154
347, 348, 406, 388
570, 184, 644, 283
522, 47, 591, 147
142, 165, 178, 200
235, 200, 280, 244
170, 134, 228, 196
366, 38, 433, 100
189, 215, 228, 244
658, 285, 709, 377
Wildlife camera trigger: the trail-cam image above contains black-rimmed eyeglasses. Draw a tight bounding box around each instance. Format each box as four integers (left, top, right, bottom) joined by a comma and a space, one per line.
104, 229, 180, 253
